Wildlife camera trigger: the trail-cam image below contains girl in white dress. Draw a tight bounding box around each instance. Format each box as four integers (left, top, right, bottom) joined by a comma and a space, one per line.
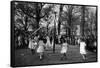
18, 35, 22, 46
80, 38, 87, 60
51, 39, 54, 48
46, 36, 51, 48
60, 39, 68, 60
37, 39, 45, 60
77, 38, 80, 45
93, 41, 97, 52
28, 38, 37, 55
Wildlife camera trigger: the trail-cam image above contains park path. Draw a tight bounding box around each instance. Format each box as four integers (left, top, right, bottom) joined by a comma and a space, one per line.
14, 45, 97, 67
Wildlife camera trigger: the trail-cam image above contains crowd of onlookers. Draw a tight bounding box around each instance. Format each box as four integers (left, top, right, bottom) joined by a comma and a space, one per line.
15, 33, 97, 52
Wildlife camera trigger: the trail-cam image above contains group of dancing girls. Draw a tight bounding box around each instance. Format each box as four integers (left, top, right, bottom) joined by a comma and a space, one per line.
28, 35, 87, 61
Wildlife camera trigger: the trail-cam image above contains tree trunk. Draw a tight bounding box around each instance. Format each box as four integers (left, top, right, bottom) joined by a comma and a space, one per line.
81, 6, 85, 37
67, 12, 72, 38
24, 16, 28, 31
95, 8, 97, 38
47, 22, 49, 35
58, 5, 63, 35
36, 4, 40, 29
35, 3, 42, 34
53, 12, 57, 53
67, 6, 73, 38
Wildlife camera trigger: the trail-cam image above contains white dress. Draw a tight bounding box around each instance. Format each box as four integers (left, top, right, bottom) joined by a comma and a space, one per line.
77, 39, 80, 44
28, 40, 36, 49
94, 41, 97, 47
60, 43, 68, 54
37, 40, 45, 53
51, 39, 54, 47
34, 36, 38, 42
80, 42, 86, 54
46, 36, 51, 47
18, 36, 21, 46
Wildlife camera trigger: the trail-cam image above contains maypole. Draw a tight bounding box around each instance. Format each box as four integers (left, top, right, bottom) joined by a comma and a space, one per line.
28, 26, 43, 39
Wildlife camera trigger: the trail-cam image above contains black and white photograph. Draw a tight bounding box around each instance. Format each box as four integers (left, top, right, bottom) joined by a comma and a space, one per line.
11, 0, 97, 67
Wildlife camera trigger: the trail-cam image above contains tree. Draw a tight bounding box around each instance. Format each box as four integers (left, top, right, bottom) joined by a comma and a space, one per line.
13, 2, 56, 48
62, 5, 82, 37
14, 2, 54, 36
81, 7, 97, 38
81, 6, 85, 37
58, 5, 63, 35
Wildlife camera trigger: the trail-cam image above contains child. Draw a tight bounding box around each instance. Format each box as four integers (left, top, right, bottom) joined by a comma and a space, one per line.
60, 39, 68, 60
46, 36, 51, 48
18, 35, 22, 46
93, 40, 97, 52
77, 38, 80, 46
28, 38, 36, 55
80, 38, 87, 60
37, 39, 45, 61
